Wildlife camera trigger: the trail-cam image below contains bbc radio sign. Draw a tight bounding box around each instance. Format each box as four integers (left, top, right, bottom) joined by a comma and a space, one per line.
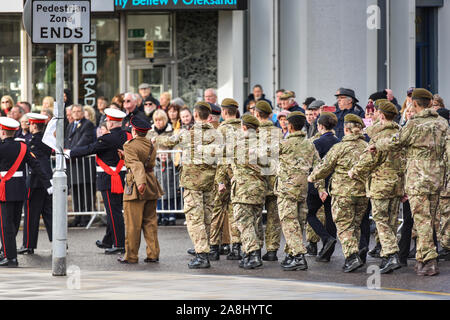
32, 0, 91, 44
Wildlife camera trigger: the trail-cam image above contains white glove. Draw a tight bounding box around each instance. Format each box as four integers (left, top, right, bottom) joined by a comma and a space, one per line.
47, 186, 53, 195
64, 150, 71, 158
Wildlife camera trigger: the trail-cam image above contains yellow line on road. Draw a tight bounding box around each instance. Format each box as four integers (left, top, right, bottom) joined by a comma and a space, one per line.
382, 287, 450, 297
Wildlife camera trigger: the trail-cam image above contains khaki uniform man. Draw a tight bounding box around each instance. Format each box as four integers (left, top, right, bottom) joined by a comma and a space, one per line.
438, 133, 450, 261
157, 102, 217, 269
350, 101, 406, 274
309, 114, 369, 273
254, 101, 283, 262
118, 117, 164, 264
209, 99, 242, 261
371, 89, 448, 276
276, 112, 322, 271
231, 115, 267, 269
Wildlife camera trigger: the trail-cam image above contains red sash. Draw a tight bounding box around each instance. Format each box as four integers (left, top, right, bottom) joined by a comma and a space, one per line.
0, 143, 27, 202
96, 157, 125, 194
126, 132, 132, 140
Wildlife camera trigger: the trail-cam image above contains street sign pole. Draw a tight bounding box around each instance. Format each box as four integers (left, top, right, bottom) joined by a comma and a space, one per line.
52, 43, 67, 276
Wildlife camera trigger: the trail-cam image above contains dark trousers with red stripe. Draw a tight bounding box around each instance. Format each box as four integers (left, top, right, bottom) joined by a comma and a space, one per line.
22, 188, 52, 249
101, 190, 125, 248
0, 201, 23, 260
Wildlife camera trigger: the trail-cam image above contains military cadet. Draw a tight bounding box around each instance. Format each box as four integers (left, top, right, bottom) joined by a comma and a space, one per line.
66, 109, 132, 254
156, 102, 217, 269
308, 114, 369, 273
118, 117, 164, 264
0, 117, 52, 267
275, 111, 322, 271
231, 115, 266, 269
254, 100, 282, 262
349, 101, 405, 273
17, 113, 53, 255
438, 133, 450, 261
370, 89, 448, 276
209, 99, 242, 261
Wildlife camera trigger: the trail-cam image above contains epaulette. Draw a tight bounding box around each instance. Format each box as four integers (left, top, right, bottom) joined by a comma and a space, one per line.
14, 138, 26, 143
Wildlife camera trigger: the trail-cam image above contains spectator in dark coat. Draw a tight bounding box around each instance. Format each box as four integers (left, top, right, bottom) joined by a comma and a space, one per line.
279, 91, 305, 114
121, 92, 149, 133
16, 114, 33, 144
334, 88, 365, 139
243, 84, 273, 113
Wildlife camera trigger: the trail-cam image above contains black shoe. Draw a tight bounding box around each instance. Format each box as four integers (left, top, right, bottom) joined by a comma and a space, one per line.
438, 248, 450, 261
96, 240, 112, 249
0, 258, 18, 268
359, 247, 369, 264
117, 257, 137, 264
262, 250, 278, 261
280, 255, 294, 267
282, 254, 308, 271
144, 258, 159, 263
105, 247, 125, 255
306, 242, 318, 256
187, 248, 196, 256
168, 217, 176, 226
239, 253, 249, 268
380, 253, 402, 274
399, 259, 408, 267
343, 254, 364, 273
68, 221, 80, 228
318, 238, 337, 260
209, 245, 220, 261
161, 218, 169, 226
243, 250, 263, 270
408, 245, 416, 260
188, 253, 210, 269
220, 244, 231, 255
227, 243, 242, 261
17, 247, 34, 255
368, 243, 381, 258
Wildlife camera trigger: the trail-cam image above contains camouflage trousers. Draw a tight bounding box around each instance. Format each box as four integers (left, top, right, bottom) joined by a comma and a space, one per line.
408, 194, 439, 263
439, 197, 450, 250
331, 196, 368, 258
209, 186, 237, 246
233, 203, 263, 254
306, 206, 326, 243
265, 196, 281, 251
371, 198, 400, 257
277, 197, 307, 256
184, 189, 214, 254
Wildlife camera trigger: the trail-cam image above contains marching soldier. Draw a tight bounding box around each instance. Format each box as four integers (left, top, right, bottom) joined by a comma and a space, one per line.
275, 112, 321, 271
0, 117, 52, 267
254, 101, 283, 262
231, 115, 266, 269
370, 89, 448, 276
119, 117, 164, 264
308, 114, 369, 273
438, 132, 450, 261
65, 109, 131, 254
209, 99, 242, 261
156, 102, 217, 269
17, 113, 53, 255
349, 101, 405, 274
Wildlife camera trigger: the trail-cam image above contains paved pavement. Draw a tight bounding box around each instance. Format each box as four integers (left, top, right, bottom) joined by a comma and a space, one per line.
0, 223, 449, 300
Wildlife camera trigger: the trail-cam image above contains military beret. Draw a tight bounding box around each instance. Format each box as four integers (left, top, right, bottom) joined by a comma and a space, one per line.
131, 116, 151, 133
378, 101, 399, 115
241, 114, 260, 128
221, 98, 239, 108
255, 100, 272, 114
374, 99, 389, 108
320, 112, 338, 123
412, 88, 433, 100
344, 114, 365, 128
287, 111, 306, 120
194, 101, 212, 113
280, 92, 294, 100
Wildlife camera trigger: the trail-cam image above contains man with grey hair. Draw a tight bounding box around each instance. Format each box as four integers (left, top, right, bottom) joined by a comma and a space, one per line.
121, 92, 148, 133
204, 88, 218, 105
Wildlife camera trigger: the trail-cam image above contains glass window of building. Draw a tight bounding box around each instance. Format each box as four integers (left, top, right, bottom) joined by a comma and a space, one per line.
0, 16, 21, 107
127, 14, 172, 59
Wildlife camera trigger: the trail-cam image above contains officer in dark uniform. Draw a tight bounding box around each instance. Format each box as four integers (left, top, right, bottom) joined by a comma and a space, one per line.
17, 113, 53, 255
65, 109, 131, 254
0, 117, 52, 267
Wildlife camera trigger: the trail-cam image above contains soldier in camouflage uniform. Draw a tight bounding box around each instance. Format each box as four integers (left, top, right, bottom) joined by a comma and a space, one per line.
276, 112, 322, 271
156, 102, 217, 269
309, 114, 369, 273
254, 101, 283, 262
350, 101, 405, 274
209, 98, 242, 261
371, 89, 448, 276
438, 133, 450, 261
231, 115, 266, 270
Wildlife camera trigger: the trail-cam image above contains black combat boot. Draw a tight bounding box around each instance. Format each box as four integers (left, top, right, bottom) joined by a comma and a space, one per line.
187, 248, 196, 256
380, 253, 402, 274
209, 245, 220, 261
227, 243, 242, 261
220, 244, 231, 255
306, 242, 318, 256
343, 253, 363, 273
368, 242, 381, 258
438, 248, 450, 261
244, 250, 263, 270
188, 253, 211, 269
282, 254, 308, 271
262, 250, 278, 261
317, 238, 337, 262
239, 253, 249, 268
280, 255, 294, 267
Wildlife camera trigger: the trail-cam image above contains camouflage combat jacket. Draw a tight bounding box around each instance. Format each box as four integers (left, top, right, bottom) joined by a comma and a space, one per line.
214, 119, 241, 186
441, 133, 450, 198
